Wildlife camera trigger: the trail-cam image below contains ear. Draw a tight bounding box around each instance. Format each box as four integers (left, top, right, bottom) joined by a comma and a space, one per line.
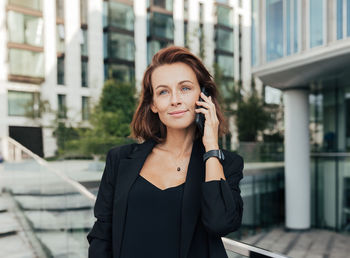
150, 102, 158, 113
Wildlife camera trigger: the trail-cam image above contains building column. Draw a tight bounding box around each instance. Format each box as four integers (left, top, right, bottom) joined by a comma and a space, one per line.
0, 0, 8, 144
64, 0, 81, 123
42, 0, 57, 157
284, 89, 310, 230
134, 0, 147, 93
88, 0, 104, 104
173, 0, 184, 47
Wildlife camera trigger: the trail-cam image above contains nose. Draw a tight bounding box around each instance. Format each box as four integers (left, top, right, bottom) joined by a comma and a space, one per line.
170, 90, 182, 106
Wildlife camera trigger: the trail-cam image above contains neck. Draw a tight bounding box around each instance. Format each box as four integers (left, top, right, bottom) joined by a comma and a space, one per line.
158, 124, 196, 158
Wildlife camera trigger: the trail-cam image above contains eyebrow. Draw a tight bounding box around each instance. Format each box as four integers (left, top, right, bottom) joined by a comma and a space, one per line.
155, 80, 194, 90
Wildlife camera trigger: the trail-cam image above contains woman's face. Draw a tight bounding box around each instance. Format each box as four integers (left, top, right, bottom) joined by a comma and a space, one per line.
151, 62, 201, 131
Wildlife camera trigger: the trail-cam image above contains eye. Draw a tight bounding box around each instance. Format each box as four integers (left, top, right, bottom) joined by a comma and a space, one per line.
159, 89, 168, 95
182, 86, 191, 91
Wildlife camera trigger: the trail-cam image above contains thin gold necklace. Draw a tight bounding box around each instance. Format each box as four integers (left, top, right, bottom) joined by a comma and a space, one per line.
157, 146, 189, 172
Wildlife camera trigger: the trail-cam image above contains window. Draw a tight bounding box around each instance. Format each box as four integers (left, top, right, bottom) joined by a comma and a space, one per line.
309, 0, 323, 48
82, 60, 88, 87
148, 12, 174, 39
347, 0, 350, 36
9, 49, 44, 77
104, 64, 135, 82
7, 11, 44, 47
266, 0, 283, 61
216, 28, 234, 52
103, 1, 108, 28
56, 0, 64, 20
217, 54, 234, 77
217, 5, 233, 28
8, 0, 42, 11
337, 0, 343, 40
109, 33, 134, 61
147, 40, 169, 64
109, 2, 134, 31
56, 24, 65, 53
251, 0, 258, 66
57, 94, 67, 118
57, 55, 64, 85
293, 0, 298, 53
286, 0, 291, 55
80, 28, 88, 56
8, 91, 39, 117
82, 96, 90, 121
153, 0, 173, 12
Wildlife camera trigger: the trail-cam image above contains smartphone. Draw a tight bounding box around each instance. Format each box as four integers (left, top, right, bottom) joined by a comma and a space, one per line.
195, 87, 209, 135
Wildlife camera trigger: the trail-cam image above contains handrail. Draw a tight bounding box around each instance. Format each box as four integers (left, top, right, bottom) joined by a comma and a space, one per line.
1, 136, 96, 202
222, 237, 288, 258
311, 152, 350, 157
1, 137, 288, 257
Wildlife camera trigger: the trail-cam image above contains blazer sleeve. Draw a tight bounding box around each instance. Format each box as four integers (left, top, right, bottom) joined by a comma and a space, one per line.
200, 153, 244, 237
87, 149, 116, 258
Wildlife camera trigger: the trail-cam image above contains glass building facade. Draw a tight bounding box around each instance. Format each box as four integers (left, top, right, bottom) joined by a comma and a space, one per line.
309, 70, 350, 231
103, 0, 135, 82
215, 2, 234, 97
147, 0, 174, 65
252, 0, 350, 231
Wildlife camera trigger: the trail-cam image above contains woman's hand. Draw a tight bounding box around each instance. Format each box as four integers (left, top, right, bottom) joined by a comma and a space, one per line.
195, 92, 220, 152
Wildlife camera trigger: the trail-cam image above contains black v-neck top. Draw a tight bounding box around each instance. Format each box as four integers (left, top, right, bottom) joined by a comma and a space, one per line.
120, 174, 185, 258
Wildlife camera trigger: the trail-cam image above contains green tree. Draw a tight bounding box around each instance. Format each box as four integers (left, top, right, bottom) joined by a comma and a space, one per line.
236, 89, 271, 141
75, 79, 137, 157
213, 64, 272, 143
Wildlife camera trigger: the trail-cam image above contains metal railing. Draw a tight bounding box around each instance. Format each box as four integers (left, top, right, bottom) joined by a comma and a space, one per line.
0, 136, 287, 258
222, 238, 288, 257
0, 136, 96, 201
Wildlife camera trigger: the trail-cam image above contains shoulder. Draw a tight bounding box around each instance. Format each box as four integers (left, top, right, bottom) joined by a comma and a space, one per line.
106, 142, 138, 161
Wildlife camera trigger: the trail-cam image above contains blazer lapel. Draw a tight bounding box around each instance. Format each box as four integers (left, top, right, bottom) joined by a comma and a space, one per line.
112, 137, 205, 258
113, 139, 157, 258
180, 138, 206, 258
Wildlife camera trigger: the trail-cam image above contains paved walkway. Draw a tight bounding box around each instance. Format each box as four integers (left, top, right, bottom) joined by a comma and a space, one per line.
242, 227, 350, 258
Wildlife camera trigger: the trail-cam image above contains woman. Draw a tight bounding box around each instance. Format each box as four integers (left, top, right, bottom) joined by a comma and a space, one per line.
87, 46, 244, 258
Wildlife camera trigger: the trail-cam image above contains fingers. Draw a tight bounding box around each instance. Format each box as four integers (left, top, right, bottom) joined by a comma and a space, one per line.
195, 94, 218, 123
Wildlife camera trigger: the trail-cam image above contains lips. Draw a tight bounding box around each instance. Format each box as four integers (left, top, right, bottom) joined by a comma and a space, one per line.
169, 110, 187, 115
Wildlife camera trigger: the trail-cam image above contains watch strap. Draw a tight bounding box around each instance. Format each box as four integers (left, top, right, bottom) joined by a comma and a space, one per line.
203, 149, 225, 163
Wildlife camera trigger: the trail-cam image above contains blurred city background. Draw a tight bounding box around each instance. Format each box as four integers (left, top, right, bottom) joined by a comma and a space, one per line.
0, 0, 349, 257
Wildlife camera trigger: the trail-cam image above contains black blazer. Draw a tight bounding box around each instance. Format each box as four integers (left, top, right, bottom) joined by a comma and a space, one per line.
87, 137, 244, 258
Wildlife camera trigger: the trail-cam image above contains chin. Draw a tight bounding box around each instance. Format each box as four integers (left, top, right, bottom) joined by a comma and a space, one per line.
163, 121, 196, 131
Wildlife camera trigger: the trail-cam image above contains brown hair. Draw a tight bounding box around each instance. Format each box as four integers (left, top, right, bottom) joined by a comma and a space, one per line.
130, 46, 228, 143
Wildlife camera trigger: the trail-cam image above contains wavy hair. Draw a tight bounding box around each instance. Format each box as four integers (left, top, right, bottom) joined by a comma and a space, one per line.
130, 46, 228, 143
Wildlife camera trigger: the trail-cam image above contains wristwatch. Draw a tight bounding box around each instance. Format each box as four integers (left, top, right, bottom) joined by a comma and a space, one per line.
203, 149, 225, 163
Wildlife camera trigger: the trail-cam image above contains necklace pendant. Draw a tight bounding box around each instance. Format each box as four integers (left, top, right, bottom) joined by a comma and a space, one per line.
177, 167, 181, 171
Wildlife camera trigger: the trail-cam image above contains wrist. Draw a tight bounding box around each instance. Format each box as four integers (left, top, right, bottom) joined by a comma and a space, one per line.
205, 144, 219, 152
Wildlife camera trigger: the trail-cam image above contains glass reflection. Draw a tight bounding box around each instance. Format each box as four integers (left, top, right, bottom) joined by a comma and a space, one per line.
337, 0, 343, 40
7, 11, 43, 47
109, 33, 135, 61
109, 2, 134, 31
310, 0, 324, 48
266, 0, 283, 61
9, 49, 44, 78
216, 28, 234, 53
217, 54, 234, 77
148, 12, 174, 40
217, 5, 233, 27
